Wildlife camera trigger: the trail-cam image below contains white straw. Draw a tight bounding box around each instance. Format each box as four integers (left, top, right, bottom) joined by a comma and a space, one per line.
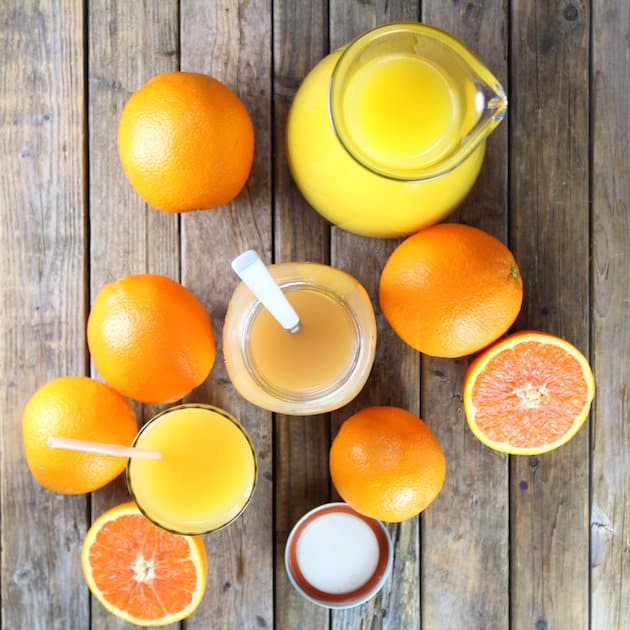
47, 436, 162, 460
231, 250, 301, 333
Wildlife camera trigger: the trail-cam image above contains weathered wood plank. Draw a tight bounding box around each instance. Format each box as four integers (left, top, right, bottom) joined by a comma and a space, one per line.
275, 415, 331, 627
274, 0, 330, 263
328, 3, 421, 629
87, 1, 180, 627
510, 1, 591, 628
273, 1, 331, 627
420, 2, 510, 629
591, 0, 630, 626
3, 2, 626, 629
180, 1, 274, 628
0, 1, 89, 628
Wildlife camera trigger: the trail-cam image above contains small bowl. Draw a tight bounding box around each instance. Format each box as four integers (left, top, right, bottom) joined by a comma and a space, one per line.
284, 502, 393, 609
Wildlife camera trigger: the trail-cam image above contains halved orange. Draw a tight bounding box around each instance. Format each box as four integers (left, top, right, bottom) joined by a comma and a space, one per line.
81, 502, 207, 627
463, 331, 594, 455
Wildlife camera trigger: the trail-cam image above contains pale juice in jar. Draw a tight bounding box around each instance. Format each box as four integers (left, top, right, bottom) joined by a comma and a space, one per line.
223, 262, 377, 415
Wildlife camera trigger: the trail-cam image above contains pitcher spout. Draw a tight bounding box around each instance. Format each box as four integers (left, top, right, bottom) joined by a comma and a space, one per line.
488, 87, 508, 123
473, 78, 508, 134
428, 36, 508, 178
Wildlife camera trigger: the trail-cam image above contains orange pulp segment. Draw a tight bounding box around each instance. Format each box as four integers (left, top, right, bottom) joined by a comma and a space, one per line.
81, 502, 207, 627
463, 331, 595, 455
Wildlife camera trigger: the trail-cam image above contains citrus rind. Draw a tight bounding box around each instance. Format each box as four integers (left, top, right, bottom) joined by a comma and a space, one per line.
81, 502, 207, 627
463, 331, 594, 456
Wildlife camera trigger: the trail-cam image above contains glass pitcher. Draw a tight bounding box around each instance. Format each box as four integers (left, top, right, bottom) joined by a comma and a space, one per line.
286, 23, 507, 238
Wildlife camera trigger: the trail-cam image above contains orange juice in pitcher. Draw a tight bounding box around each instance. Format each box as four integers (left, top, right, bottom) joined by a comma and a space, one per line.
287, 23, 507, 237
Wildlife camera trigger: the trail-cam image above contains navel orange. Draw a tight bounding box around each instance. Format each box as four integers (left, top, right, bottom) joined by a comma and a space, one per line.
118, 71, 254, 213
87, 274, 215, 404
379, 223, 523, 358
463, 331, 595, 455
330, 406, 446, 522
82, 502, 207, 627
22, 376, 137, 494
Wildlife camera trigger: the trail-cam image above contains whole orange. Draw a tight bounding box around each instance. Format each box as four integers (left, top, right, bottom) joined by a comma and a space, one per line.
118, 71, 254, 213
22, 376, 137, 494
87, 274, 215, 404
379, 223, 523, 358
330, 406, 446, 522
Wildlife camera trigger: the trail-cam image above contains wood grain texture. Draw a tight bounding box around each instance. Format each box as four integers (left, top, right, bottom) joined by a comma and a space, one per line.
420, 2, 510, 629
87, 1, 180, 627
0, 1, 89, 628
328, 2, 421, 629
275, 415, 331, 628
2, 2, 628, 628
273, 1, 331, 628
180, 1, 274, 628
510, 2, 591, 628
590, 0, 630, 626
274, 0, 330, 263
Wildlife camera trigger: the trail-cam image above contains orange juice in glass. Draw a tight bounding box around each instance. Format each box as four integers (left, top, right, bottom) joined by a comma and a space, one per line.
223, 262, 377, 415
126, 404, 256, 535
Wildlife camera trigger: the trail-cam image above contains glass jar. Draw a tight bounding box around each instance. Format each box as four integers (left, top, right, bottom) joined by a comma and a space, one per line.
223, 263, 377, 415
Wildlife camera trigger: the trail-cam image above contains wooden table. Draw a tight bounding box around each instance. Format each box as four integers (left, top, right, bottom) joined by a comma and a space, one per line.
1, 1, 628, 629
